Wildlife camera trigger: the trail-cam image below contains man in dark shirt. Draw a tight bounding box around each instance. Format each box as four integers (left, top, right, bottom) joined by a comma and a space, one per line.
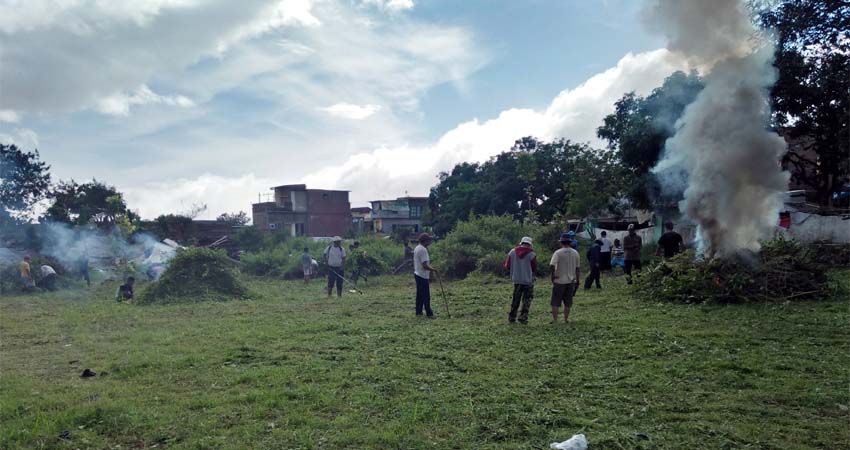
657, 222, 684, 258
584, 239, 603, 290
116, 276, 135, 302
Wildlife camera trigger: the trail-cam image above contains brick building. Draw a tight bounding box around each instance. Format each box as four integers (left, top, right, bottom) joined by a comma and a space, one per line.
252, 184, 352, 237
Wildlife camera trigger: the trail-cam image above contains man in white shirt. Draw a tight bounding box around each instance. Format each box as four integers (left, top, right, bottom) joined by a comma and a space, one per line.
599, 230, 613, 272
549, 233, 581, 323
323, 236, 346, 298
413, 233, 438, 318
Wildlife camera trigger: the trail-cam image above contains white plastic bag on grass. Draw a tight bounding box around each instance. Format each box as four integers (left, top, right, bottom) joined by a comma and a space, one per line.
550, 433, 588, 450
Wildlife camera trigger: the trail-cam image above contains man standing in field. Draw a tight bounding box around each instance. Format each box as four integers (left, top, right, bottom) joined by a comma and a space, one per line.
504, 236, 538, 324
323, 237, 346, 298
599, 230, 613, 272
623, 224, 643, 285
550, 233, 580, 323
584, 239, 603, 290
656, 222, 684, 258
413, 233, 437, 318
301, 247, 313, 284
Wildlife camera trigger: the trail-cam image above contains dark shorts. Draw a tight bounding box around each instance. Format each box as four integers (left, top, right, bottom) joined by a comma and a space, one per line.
550, 283, 576, 308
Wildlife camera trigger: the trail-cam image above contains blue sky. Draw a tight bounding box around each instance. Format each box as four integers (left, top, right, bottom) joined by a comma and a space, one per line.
0, 0, 685, 218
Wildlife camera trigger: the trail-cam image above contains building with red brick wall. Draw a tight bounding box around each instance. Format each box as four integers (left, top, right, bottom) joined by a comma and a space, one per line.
252, 184, 351, 237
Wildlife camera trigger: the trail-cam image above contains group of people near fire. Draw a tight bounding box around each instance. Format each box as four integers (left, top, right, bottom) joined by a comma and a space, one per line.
294, 221, 683, 323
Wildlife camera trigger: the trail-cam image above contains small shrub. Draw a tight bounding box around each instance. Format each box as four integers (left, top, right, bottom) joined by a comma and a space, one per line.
138, 247, 249, 304
432, 215, 526, 278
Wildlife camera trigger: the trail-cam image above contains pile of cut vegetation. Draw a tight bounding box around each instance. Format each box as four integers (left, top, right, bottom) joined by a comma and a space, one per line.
138, 247, 249, 304
634, 236, 841, 304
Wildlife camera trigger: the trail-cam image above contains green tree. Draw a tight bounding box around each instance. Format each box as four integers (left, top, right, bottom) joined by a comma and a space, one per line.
44, 180, 138, 228
758, 0, 849, 204
0, 144, 51, 223
597, 71, 705, 210
216, 211, 250, 226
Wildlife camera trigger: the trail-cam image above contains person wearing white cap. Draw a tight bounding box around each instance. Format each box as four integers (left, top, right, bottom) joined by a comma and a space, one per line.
323, 236, 346, 298
504, 236, 538, 324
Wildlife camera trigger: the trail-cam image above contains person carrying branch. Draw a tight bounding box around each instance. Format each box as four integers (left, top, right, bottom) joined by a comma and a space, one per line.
504, 236, 538, 324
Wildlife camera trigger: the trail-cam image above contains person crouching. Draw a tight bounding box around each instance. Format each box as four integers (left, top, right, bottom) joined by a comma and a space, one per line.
504, 236, 538, 324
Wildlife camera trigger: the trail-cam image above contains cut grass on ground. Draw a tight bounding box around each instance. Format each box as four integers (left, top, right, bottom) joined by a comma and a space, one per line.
1, 272, 848, 449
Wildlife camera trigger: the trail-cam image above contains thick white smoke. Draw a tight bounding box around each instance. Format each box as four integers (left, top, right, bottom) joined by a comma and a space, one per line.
646, 0, 789, 257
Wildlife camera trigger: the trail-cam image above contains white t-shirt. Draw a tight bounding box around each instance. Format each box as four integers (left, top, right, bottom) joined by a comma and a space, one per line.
413, 244, 430, 279
40, 265, 56, 276
600, 237, 613, 252
325, 245, 346, 267
550, 247, 580, 284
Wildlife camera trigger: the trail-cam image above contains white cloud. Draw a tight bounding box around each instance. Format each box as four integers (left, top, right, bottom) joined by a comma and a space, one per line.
122, 173, 275, 220
320, 103, 382, 120
96, 85, 195, 116
304, 49, 688, 205
104, 49, 687, 217
0, 0, 320, 114
0, 110, 20, 123
0, 128, 40, 150
361, 0, 414, 12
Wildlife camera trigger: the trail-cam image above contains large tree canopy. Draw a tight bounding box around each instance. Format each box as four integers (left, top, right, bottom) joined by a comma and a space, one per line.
596, 71, 705, 210
0, 144, 51, 223
427, 138, 629, 236
44, 180, 138, 228
758, 0, 849, 204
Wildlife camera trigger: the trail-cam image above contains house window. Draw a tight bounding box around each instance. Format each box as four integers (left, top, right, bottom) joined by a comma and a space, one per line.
295, 223, 306, 236
410, 205, 422, 218
269, 223, 277, 230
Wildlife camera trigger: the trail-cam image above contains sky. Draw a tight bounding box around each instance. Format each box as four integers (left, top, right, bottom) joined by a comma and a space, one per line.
0, 0, 691, 220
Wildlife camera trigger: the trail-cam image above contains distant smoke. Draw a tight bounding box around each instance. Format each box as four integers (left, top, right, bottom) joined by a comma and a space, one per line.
646, 0, 789, 257
40, 223, 175, 275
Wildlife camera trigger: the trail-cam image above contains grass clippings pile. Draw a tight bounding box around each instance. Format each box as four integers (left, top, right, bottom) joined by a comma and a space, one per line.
139, 247, 249, 304
634, 236, 841, 304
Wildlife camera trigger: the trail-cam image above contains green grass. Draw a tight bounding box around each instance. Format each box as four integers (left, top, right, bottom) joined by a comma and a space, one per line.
1, 272, 848, 449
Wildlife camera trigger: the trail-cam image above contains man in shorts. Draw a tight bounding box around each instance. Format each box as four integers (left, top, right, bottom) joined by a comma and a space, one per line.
301, 247, 313, 284
550, 233, 580, 323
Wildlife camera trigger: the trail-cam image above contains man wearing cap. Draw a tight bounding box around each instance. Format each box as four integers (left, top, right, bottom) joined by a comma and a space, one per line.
550, 233, 580, 323
623, 224, 643, 285
413, 233, 437, 318
504, 236, 538, 324
323, 236, 346, 298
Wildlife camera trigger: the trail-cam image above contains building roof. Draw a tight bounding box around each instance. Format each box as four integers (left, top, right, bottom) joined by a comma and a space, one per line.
351, 207, 372, 213
270, 184, 349, 193
371, 196, 428, 203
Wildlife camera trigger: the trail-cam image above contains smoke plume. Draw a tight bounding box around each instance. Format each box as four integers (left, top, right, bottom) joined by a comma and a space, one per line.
646, 0, 789, 257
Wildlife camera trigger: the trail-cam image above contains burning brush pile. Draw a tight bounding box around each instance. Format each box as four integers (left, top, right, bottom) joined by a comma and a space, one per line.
633, 236, 845, 304
138, 247, 249, 304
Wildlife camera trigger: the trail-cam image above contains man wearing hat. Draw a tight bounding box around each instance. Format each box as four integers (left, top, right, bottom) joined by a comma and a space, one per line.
323, 236, 346, 298
413, 233, 437, 318
504, 236, 538, 324
550, 233, 581, 323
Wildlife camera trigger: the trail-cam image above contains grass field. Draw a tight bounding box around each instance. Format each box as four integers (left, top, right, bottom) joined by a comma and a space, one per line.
1, 272, 848, 450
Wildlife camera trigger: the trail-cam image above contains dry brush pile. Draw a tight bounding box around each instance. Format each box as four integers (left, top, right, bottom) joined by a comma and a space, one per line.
634, 236, 847, 304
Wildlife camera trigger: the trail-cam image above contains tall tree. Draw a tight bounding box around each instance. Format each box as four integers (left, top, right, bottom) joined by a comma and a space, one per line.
0, 144, 51, 223
758, 0, 849, 204
44, 180, 138, 228
597, 71, 705, 210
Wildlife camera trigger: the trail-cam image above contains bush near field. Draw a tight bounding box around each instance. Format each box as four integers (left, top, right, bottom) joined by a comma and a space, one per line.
139, 247, 249, 304
431, 215, 570, 279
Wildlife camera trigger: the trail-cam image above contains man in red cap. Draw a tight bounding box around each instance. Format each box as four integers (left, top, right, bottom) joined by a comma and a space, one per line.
413, 233, 438, 318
